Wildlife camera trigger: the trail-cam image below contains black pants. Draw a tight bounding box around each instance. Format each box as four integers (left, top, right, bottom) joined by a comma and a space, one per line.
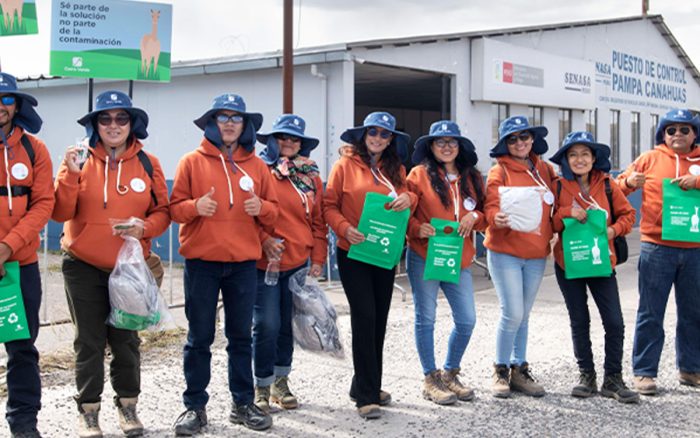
337, 249, 395, 407
5, 262, 42, 434
62, 254, 141, 405
554, 264, 624, 375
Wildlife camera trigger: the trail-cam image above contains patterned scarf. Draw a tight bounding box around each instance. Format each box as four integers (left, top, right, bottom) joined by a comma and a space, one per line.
272, 155, 320, 195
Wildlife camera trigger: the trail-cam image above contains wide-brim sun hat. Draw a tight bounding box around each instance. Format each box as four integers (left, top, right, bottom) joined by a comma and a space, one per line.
258, 114, 319, 164
549, 131, 611, 180
490, 115, 548, 158
654, 108, 700, 145
194, 93, 263, 151
0, 72, 42, 134
77, 90, 149, 146
340, 111, 410, 162
412, 120, 478, 167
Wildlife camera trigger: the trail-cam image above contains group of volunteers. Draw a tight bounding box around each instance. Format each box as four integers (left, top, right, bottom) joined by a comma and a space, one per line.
0, 69, 698, 438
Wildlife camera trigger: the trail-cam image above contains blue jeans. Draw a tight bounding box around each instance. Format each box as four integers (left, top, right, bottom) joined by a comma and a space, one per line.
487, 250, 546, 366
252, 264, 305, 387
406, 249, 476, 375
182, 259, 257, 409
633, 242, 700, 376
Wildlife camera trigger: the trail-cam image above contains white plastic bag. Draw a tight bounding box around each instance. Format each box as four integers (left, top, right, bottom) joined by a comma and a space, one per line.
289, 268, 344, 358
107, 235, 172, 331
499, 186, 545, 234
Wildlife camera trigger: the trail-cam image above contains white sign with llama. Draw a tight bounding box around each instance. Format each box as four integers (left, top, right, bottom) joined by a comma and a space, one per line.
49, 0, 172, 82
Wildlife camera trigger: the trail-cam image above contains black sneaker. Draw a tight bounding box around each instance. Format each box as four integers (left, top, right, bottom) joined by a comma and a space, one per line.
229, 403, 272, 431
11, 429, 42, 438
571, 369, 597, 398
173, 409, 207, 436
600, 374, 640, 404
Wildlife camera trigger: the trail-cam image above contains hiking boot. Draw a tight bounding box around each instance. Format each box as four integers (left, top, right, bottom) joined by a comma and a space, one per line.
349, 390, 392, 406
254, 386, 271, 413
173, 409, 207, 436
271, 376, 299, 409
571, 369, 597, 398
77, 402, 102, 438
423, 370, 458, 405
115, 397, 144, 436
357, 404, 381, 419
601, 374, 640, 404
11, 429, 42, 438
679, 371, 700, 388
229, 403, 272, 431
492, 364, 511, 398
510, 363, 545, 397
441, 368, 475, 401
633, 375, 657, 395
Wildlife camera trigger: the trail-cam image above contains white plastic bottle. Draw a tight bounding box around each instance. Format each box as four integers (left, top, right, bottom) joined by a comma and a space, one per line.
264, 239, 284, 286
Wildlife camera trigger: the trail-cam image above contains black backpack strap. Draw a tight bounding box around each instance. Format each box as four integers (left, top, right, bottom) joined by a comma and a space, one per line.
20, 135, 35, 167
136, 150, 158, 206
557, 179, 562, 199
604, 178, 617, 223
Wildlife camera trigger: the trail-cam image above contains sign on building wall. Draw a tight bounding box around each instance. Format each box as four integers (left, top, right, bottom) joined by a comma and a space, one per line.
471, 38, 596, 109
0, 0, 38, 36
49, 0, 172, 82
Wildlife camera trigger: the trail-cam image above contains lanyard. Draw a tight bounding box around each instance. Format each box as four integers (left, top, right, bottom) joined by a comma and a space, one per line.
288, 177, 310, 218
371, 167, 397, 197
446, 176, 460, 221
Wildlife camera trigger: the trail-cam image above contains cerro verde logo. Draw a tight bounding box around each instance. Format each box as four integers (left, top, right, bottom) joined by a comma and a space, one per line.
72, 57, 83, 68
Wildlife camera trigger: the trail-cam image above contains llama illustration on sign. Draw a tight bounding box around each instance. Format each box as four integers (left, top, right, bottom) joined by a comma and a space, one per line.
140, 9, 161, 77
691, 206, 699, 233
591, 237, 602, 265
1, 0, 23, 29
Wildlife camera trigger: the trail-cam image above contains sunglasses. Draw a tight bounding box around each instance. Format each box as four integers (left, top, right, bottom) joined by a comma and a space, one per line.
216, 114, 244, 124
367, 127, 393, 139
0, 95, 16, 106
274, 134, 302, 143
434, 138, 459, 149
665, 126, 692, 136
506, 132, 533, 145
97, 113, 131, 127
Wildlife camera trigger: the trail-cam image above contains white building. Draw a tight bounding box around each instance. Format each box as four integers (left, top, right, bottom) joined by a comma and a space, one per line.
19, 14, 700, 179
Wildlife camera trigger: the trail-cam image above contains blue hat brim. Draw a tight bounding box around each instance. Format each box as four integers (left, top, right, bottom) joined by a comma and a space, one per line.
654, 115, 700, 145
490, 126, 549, 158
194, 109, 263, 132
549, 141, 611, 180
257, 127, 319, 157
340, 125, 410, 162
77, 106, 149, 143
13, 93, 42, 134
411, 135, 477, 166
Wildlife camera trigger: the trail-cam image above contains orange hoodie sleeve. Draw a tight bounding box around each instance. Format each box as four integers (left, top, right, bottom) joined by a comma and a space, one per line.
397, 165, 418, 210
616, 154, 650, 196
310, 176, 328, 266
52, 160, 81, 222
470, 176, 488, 232
406, 168, 425, 240
552, 180, 572, 233
323, 159, 352, 240
608, 178, 636, 238
169, 155, 200, 225
2, 138, 54, 254
142, 153, 171, 239
253, 160, 279, 227
484, 164, 505, 226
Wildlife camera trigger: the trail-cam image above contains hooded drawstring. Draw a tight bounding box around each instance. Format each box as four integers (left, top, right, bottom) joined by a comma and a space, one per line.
104, 155, 109, 208
218, 154, 234, 209
674, 153, 700, 178
103, 155, 129, 208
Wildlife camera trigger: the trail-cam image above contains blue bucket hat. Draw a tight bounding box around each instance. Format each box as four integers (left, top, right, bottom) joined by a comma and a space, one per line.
77, 90, 149, 147
549, 131, 611, 180
340, 111, 410, 162
412, 120, 478, 166
0, 72, 42, 134
194, 93, 263, 151
490, 115, 549, 158
655, 108, 700, 145
258, 114, 319, 164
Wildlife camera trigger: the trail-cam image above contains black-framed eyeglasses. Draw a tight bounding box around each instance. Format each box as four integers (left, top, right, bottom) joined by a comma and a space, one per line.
274, 134, 302, 143
434, 138, 459, 149
216, 113, 244, 124
506, 132, 533, 145
367, 127, 392, 139
97, 113, 131, 127
665, 126, 692, 136
1, 95, 16, 106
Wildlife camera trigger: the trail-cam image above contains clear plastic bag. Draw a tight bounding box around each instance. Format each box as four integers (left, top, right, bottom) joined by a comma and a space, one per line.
499, 186, 546, 234
107, 234, 173, 331
289, 268, 344, 358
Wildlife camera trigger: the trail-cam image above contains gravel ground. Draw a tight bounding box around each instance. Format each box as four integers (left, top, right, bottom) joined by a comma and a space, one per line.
1, 235, 699, 437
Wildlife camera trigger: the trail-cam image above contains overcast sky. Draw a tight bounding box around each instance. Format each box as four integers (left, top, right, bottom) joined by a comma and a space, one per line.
1, 0, 699, 78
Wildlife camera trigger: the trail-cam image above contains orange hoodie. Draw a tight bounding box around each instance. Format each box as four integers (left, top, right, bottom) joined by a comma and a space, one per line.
552, 170, 635, 270
170, 138, 279, 262
0, 128, 55, 266
617, 144, 700, 248
323, 146, 416, 252
484, 154, 557, 259
406, 164, 486, 268
256, 172, 327, 271
53, 139, 170, 270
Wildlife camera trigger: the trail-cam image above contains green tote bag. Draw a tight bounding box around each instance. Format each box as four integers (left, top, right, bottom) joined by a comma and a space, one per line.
348, 192, 410, 270
662, 178, 700, 243
0, 261, 31, 343
423, 218, 464, 284
562, 209, 612, 279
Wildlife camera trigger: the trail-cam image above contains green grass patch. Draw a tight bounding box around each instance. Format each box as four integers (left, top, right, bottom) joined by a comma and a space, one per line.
0, 3, 38, 36
50, 49, 171, 82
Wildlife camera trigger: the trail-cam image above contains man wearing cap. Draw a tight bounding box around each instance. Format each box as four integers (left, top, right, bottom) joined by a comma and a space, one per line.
618, 108, 700, 395
170, 94, 278, 434
0, 73, 55, 438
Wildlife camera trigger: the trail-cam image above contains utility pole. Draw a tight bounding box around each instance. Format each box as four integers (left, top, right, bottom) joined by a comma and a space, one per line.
283, 0, 293, 113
